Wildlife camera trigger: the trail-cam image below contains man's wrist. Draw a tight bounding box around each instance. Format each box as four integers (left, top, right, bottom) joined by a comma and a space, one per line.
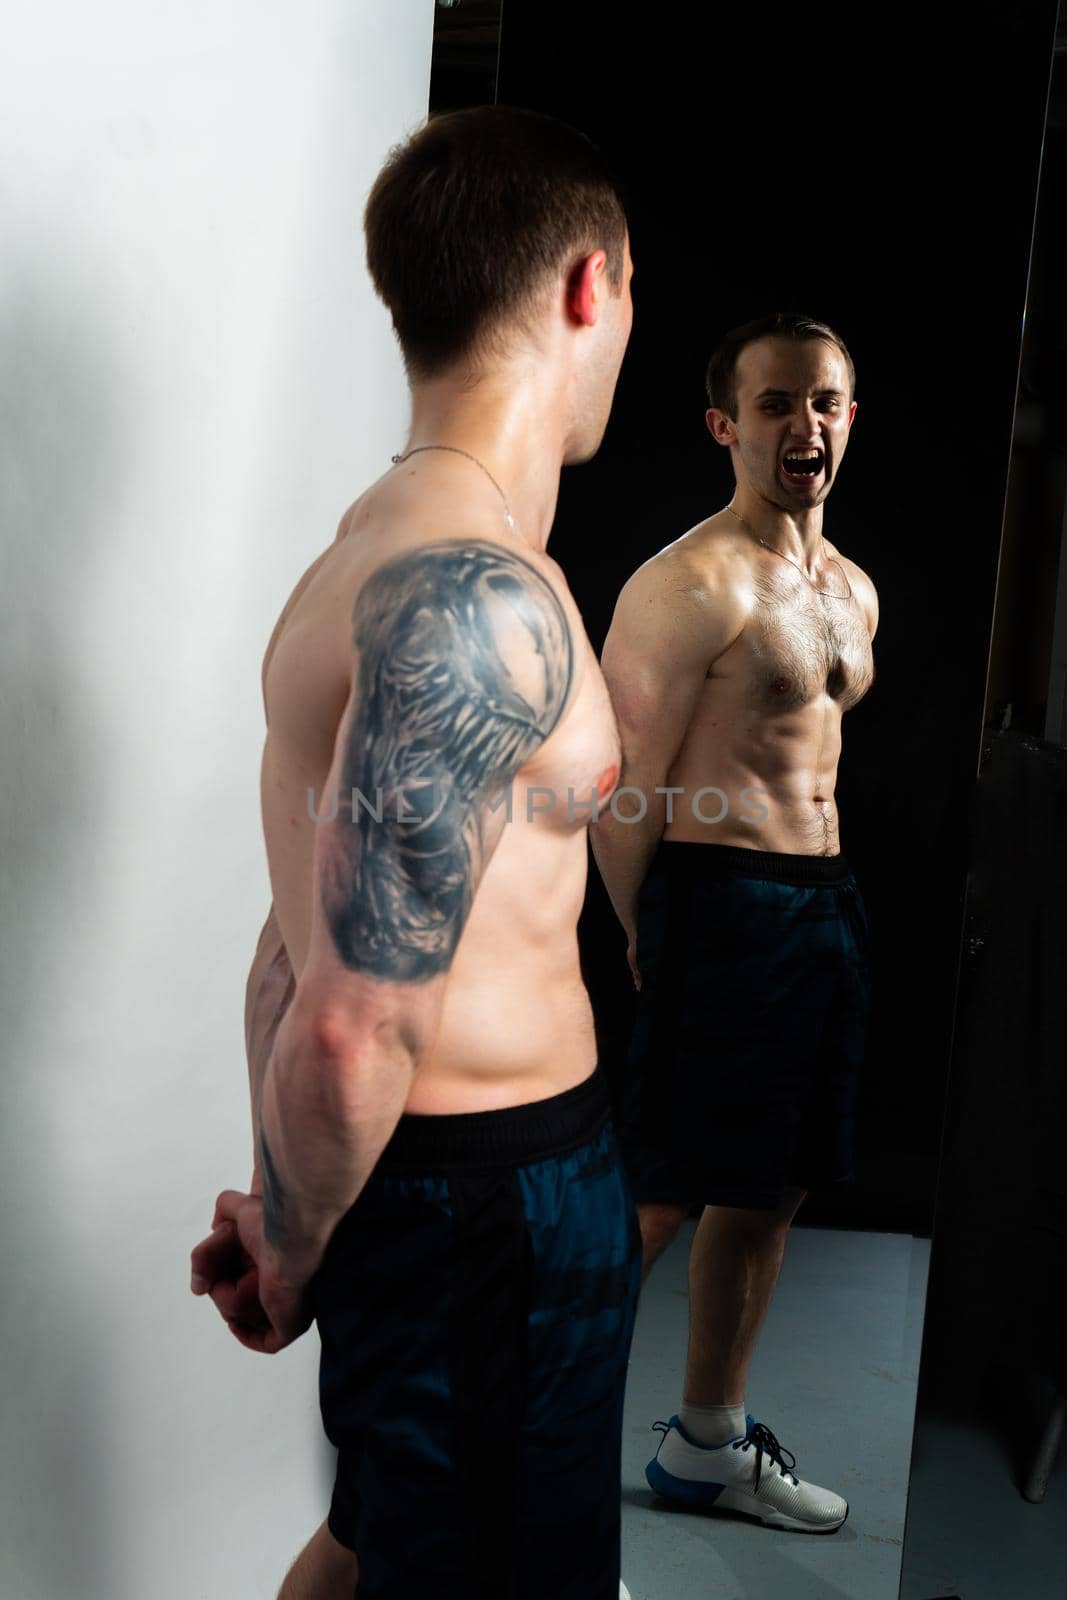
262, 1234, 325, 1294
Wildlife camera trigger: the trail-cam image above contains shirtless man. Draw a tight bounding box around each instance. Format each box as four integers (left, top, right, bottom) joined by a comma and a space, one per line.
592, 313, 876, 1535
189, 106, 640, 1600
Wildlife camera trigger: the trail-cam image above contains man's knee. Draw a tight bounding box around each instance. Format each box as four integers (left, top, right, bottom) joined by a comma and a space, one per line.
277, 1519, 358, 1600
637, 1201, 689, 1280
703, 1184, 807, 1245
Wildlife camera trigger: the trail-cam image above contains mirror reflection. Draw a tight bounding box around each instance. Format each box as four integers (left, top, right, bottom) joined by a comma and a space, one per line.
480, 4, 1060, 1599
195, 5, 1061, 1599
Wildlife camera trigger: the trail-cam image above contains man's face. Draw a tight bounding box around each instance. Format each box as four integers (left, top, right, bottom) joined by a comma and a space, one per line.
567, 235, 634, 463
713, 337, 856, 509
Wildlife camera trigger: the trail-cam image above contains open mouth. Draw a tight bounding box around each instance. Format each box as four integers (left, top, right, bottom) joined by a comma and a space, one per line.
781, 448, 825, 483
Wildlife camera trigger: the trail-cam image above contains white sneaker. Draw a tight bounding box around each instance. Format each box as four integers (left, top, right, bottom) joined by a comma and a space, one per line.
645, 1415, 848, 1533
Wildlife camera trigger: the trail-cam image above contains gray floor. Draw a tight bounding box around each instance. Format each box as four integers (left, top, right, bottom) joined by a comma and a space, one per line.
621, 1221, 931, 1600
900, 1411, 1067, 1600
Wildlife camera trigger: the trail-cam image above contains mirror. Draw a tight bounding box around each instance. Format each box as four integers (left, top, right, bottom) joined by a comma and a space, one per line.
899, 14, 1067, 1597
428, 4, 1061, 1596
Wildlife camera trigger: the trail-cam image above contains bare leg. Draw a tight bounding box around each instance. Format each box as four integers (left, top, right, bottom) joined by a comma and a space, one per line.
636, 1201, 690, 1287
684, 1187, 807, 1406
277, 1520, 358, 1600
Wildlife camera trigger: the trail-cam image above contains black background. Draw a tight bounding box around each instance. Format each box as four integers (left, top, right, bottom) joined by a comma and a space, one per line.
434, 0, 1060, 1233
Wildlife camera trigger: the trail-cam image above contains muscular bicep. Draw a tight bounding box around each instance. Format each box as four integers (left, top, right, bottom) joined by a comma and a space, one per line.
601, 567, 736, 784
305, 540, 573, 992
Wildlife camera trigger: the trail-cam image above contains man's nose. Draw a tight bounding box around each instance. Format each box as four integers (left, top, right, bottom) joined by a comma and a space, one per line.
792, 403, 822, 442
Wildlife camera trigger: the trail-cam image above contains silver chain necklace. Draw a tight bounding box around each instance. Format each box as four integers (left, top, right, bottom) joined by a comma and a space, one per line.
390, 444, 516, 530
725, 502, 852, 601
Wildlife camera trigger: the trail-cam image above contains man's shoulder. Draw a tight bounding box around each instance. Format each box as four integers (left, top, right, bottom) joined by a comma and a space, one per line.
622, 511, 750, 613
278, 504, 556, 636
264, 500, 582, 717
826, 541, 875, 592
343, 529, 583, 739
605, 516, 751, 673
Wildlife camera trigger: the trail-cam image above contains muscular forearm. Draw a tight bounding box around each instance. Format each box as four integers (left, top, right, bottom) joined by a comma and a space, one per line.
256, 1001, 416, 1288
590, 791, 668, 941
244, 906, 296, 1191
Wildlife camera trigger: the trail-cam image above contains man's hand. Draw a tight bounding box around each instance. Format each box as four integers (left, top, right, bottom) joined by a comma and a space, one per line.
190, 1189, 312, 1355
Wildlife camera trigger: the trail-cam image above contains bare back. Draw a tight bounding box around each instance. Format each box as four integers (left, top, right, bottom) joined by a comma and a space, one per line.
661, 513, 875, 855
259, 476, 621, 1113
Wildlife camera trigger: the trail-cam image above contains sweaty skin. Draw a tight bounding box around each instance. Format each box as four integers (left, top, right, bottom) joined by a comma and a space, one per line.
192, 210, 638, 1597
655, 514, 875, 853
192, 234, 635, 1358
594, 523, 876, 954
593, 335, 878, 952
260, 475, 621, 1117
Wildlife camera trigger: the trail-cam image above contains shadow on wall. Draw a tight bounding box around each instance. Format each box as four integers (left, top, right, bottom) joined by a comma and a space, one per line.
0, 259, 125, 1597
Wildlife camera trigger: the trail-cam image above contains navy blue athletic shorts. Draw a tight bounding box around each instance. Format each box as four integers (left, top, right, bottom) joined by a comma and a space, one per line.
311, 1068, 641, 1599
619, 841, 873, 1211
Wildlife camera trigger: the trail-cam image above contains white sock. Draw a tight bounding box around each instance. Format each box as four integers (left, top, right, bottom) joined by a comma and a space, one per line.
677, 1399, 747, 1446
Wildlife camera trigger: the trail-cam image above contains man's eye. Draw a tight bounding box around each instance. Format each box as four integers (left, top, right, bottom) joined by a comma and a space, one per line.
817, 399, 840, 412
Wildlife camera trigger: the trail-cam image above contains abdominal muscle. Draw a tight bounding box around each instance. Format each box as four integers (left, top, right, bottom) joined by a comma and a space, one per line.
661, 691, 847, 857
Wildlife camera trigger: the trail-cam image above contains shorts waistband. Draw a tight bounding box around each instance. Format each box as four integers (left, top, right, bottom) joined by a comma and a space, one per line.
375, 1068, 610, 1171
653, 839, 852, 886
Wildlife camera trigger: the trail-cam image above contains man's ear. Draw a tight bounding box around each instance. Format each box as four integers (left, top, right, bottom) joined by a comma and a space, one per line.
567, 249, 608, 327
706, 407, 736, 447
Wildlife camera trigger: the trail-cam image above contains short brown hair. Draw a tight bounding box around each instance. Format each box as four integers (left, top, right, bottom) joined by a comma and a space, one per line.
365, 106, 628, 379
706, 313, 856, 418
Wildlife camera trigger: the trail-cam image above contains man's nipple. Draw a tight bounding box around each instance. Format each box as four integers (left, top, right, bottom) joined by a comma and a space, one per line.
597, 763, 620, 803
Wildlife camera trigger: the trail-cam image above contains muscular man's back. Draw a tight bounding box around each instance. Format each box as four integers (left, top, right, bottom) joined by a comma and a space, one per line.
260, 471, 621, 1112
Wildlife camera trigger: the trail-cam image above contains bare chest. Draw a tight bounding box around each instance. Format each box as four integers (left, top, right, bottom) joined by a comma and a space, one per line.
734, 581, 875, 713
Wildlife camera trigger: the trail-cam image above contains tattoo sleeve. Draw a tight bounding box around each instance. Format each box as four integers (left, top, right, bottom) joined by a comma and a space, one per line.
319, 541, 573, 981
258, 1124, 286, 1248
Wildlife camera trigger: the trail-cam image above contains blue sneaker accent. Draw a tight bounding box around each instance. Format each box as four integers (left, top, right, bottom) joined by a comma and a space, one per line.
646, 1452, 727, 1506
645, 1414, 845, 1531
644, 1417, 729, 1507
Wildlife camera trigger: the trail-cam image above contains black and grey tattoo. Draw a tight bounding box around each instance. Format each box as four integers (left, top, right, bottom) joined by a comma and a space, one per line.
320, 541, 573, 980
258, 1124, 286, 1249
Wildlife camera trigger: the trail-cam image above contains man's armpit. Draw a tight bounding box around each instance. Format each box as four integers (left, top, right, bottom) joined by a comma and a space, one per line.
320, 541, 573, 981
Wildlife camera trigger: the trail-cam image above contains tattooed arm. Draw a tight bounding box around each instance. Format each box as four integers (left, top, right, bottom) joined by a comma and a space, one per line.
187, 907, 295, 1335
242, 513, 358, 1182
241, 540, 572, 1331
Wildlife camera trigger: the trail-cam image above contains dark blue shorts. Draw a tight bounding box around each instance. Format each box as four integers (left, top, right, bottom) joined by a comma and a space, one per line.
620, 841, 873, 1211
311, 1069, 641, 1599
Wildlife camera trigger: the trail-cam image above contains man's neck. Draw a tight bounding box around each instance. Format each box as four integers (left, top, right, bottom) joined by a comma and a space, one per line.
731, 488, 827, 571
404, 362, 571, 554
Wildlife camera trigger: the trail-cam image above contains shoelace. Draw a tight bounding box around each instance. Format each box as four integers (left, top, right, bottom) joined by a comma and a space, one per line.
732, 1421, 798, 1492
651, 1418, 799, 1494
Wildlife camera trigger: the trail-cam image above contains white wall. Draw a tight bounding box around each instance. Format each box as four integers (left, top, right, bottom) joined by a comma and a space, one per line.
0, 6, 433, 1595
